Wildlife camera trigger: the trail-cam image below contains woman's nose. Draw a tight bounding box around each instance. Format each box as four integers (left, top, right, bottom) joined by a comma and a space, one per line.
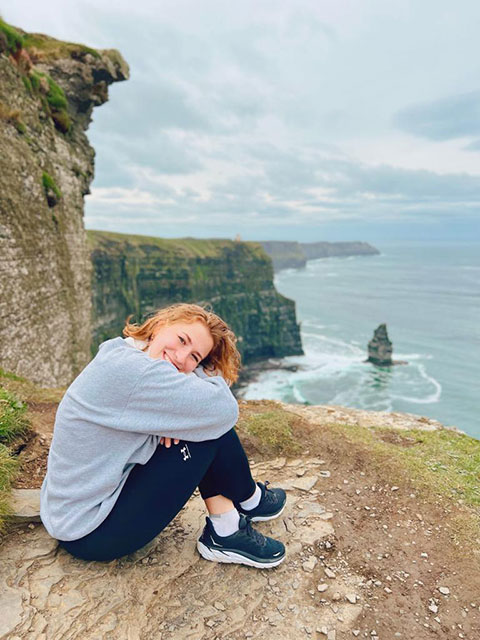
176, 346, 190, 366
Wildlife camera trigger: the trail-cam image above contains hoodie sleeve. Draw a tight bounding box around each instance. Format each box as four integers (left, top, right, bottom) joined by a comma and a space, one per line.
117, 359, 239, 441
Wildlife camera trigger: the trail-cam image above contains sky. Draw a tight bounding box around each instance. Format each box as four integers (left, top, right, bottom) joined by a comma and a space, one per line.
4, 0, 480, 243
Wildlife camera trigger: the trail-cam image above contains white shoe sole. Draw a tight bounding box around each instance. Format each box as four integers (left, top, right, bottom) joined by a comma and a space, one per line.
243, 501, 287, 523
197, 540, 285, 569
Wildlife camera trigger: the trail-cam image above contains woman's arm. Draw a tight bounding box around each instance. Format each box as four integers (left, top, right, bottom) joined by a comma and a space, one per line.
116, 359, 239, 441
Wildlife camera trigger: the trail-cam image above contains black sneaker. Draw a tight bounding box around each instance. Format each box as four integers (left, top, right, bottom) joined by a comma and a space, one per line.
236, 481, 287, 522
197, 514, 286, 569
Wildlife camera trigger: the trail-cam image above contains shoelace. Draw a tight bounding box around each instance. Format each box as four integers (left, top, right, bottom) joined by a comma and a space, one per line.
242, 516, 267, 547
263, 481, 278, 505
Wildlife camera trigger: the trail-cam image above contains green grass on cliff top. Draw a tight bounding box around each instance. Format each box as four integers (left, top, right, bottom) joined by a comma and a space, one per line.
0, 18, 24, 54
0, 18, 101, 60
22, 32, 101, 60
0, 381, 30, 532
0, 368, 63, 533
238, 402, 480, 553
87, 229, 267, 259
326, 421, 480, 551
239, 405, 480, 514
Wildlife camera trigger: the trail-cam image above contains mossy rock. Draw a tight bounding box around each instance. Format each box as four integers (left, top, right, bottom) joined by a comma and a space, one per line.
41, 171, 62, 207
0, 19, 24, 56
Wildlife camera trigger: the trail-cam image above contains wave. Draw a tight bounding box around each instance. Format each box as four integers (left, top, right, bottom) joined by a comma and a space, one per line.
243, 344, 442, 412
390, 363, 442, 404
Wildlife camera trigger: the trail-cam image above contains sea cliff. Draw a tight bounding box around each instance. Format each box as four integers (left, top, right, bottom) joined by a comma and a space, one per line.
89, 231, 303, 363
0, 21, 302, 387
0, 20, 128, 386
261, 241, 380, 271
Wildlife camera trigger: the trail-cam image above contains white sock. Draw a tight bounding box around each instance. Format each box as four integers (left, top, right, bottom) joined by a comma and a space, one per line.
239, 484, 261, 511
210, 508, 240, 537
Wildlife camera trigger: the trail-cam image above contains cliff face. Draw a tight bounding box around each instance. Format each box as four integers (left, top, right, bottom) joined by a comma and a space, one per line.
89, 231, 303, 362
261, 241, 380, 271
0, 22, 128, 385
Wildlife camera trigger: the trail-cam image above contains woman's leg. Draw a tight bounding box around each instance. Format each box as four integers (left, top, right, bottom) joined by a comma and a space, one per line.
198, 428, 256, 504
59, 428, 255, 562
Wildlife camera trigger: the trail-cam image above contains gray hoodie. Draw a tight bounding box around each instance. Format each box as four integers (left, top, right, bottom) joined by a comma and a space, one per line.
40, 337, 239, 541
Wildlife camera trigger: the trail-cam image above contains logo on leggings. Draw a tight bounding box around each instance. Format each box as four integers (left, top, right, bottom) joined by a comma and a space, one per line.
181, 444, 191, 462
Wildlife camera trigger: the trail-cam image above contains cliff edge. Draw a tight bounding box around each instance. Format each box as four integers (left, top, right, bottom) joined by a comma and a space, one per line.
0, 20, 128, 386
261, 241, 380, 271
89, 230, 303, 362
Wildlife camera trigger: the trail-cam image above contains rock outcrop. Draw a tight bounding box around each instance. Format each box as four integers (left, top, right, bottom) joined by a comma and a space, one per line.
260, 241, 380, 272
366, 324, 393, 366
89, 231, 303, 362
366, 324, 407, 367
0, 21, 129, 386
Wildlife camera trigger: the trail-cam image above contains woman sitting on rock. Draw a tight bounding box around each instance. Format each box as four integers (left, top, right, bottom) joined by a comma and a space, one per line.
40, 303, 286, 568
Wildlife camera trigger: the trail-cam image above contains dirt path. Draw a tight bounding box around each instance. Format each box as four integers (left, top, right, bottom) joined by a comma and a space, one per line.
2, 402, 479, 639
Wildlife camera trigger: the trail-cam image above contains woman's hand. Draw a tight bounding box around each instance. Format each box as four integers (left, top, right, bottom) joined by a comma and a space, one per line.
160, 437, 180, 448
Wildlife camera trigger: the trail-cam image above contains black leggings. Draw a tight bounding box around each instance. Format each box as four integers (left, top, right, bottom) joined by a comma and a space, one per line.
59, 428, 256, 562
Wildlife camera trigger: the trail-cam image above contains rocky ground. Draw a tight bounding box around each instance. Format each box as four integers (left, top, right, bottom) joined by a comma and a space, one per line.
1, 400, 480, 640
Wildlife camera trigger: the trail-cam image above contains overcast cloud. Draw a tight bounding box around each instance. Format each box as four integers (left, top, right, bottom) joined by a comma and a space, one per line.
4, 0, 480, 242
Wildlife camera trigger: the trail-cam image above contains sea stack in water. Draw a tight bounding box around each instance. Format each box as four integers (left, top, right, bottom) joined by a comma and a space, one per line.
366, 324, 407, 366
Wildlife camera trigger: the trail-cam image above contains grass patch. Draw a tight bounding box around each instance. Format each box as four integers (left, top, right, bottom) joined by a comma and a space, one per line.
0, 386, 30, 533
23, 33, 101, 61
0, 388, 29, 444
22, 75, 32, 94
0, 368, 64, 404
237, 403, 301, 456
0, 368, 25, 382
45, 74, 67, 111
329, 423, 480, 508
0, 102, 27, 134
30, 70, 41, 92
322, 421, 480, 550
0, 368, 63, 531
29, 70, 71, 133
42, 171, 62, 203
0, 443, 19, 532
0, 18, 24, 55
87, 229, 269, 261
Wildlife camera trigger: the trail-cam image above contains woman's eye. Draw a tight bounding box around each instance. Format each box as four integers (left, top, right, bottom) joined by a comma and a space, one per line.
192, 354, 199, 362
178, 336, 185, 344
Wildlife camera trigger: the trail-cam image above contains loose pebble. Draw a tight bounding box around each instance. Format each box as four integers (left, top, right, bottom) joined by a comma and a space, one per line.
302, 556, 318, 572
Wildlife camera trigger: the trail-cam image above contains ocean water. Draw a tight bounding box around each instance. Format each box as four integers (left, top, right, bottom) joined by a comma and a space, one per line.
241, 241, 480, 440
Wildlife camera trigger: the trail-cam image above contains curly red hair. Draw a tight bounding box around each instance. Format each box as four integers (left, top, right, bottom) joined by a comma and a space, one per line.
123, 303, 241, 385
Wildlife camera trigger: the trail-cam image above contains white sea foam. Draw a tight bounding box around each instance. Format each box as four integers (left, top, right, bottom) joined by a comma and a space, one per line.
243, 337, 442, 412
390, 363, 442, 404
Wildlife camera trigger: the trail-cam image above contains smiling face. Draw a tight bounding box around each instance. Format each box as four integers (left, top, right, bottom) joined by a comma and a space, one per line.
146, 320, 214, 374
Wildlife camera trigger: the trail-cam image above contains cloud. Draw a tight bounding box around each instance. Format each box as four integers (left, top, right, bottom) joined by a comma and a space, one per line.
464, 139, 480, 152
6, 0, 480, 241
393, 91, 480, 141
86, 140, 480, 238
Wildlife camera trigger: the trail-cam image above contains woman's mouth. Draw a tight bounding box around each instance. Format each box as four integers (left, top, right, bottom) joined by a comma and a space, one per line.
163, 351, 179, 369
